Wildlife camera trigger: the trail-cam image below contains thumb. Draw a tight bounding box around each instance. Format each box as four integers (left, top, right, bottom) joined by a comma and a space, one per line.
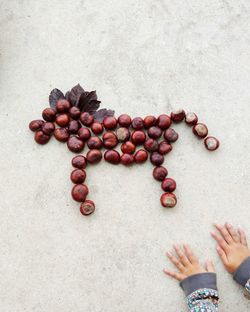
205, 259, 215, 272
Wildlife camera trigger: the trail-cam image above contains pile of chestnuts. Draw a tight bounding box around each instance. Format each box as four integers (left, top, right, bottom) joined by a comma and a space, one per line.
29, 85, 220, 216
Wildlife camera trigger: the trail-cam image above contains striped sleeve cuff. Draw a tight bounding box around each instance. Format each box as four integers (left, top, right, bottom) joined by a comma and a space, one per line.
233, 257, 250, 287
180, 272, 217, 296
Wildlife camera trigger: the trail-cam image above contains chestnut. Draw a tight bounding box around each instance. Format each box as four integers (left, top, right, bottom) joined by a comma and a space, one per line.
67, 136, 84, 153
150, 152, 164, 166
71, 184, 89, 202
121, 141, 136, 154
72, 155, 87, 169
147, 126, 162, 139
69, 106, 81, 120
185, 112, 198, 126
161, 178, 176, 192
153, 166, 168, 181
56, 99, 71, 113
134, 149, 148, 163
42, 122, 55, 135
29, 119, 44, 132
56, 114, 70, 127
116, 127, 130, 142
158, 141, 172, 155
143, 115, 156, 128
104, 150, 120, 164
68, 120, 80, 134
102, 131, 118, 149
131, 117, 144, 130
103, 116, 117, 130
193, 123, 208, 139
160, 193, 177, 208
78, 127, 91, 141
156, 114, 171, 129
144, 138, 159, 152
86, 149, 102, 164
131, 130, 146, 145
34, 130, 50, 144
80, 112, 94, 126
42, 108, 56, 122
204, 136, 220, 151
164, 128, 179, 143
70, 169, 86, 184
80, 200, 95, 215
170, 109, 185, 122
118, 114, 131, 127
91, 122, 103, 135
54, 127, 69, 142
120, 153, 134, 165
87, 136, 103, 149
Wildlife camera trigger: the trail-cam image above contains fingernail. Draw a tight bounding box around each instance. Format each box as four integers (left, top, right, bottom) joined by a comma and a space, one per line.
166, 251, 171, 257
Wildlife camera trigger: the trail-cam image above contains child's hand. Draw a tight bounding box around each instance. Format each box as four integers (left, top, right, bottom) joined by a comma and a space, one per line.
163, 244, 215, 281
211, 223, 250, 274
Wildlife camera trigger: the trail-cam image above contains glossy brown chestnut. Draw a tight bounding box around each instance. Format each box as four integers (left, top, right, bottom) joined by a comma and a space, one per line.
69, 106, 81, 120
80, 200, 95, 215
143, 115, 156, 128
170, 109, 185, 122
72, 155, 87, 169
54, 127, 69, 142
134, 149, 148, 163
131, 130, 146, 145
86, 149, 102, 164
42, 108, 56, 122
78, 127, 91, 141
118, 114, 132, 127
56, 114, 70, 127
204, 136, 220, 151
121, 141, 136, 154
131, 117, 144, 130
71, 184, 89, 202
120, 153, 134, 165
147, 126, 162, 139
144, 138, 159, 152
192, 123, 208, 139
160, 193, 177, 208
156, 114, 171, 129
29, 119, 44, 132
67, 136, 84, 153
56, 99, 71, 113
34, 131, 50, 144
68, 120, 80, 134
153, 166, 168, 181
87, 136, 103, 149
91, 122, 104, 135
161, 178, 176, 192
102, 131, 118, 149
104, 150, 120, 164
185, 112, 198, 126
70, 169, 86, 184
103, 116, 117, 130
42, 122, 55, 135
164, 128, 179, 143
80, 112, 94, 126
150, 152, 164, 166
116, 127, 130, 142
158, 141, 172, 155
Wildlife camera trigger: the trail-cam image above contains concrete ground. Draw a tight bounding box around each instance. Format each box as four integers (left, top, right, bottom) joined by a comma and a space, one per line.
1, 1, 250, 311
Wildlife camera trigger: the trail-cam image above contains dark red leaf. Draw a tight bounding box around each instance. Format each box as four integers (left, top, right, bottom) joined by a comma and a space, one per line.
66, 84, 85, 106
49, 88, 65, 109
77, 90, 101, 114
94, 109, 115, 122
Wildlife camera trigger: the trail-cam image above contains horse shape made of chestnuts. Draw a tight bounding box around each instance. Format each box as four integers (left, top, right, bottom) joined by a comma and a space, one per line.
29, 84, 220, 216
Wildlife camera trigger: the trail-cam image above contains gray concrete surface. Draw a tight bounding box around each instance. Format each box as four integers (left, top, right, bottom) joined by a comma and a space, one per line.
1, 1, 250, 311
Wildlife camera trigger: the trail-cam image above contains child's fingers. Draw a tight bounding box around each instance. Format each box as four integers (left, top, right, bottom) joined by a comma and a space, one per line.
216, 245, 229, 266
238, 227, 248, 246
163, 268, 184, 281
166, 251, 184, 271
205, 259, 215, 272
183, 244, 198, 264
211, 231, 229, 253
173, 245, 190, 266
215, 224, 233, 244
225, 223, 239, 242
